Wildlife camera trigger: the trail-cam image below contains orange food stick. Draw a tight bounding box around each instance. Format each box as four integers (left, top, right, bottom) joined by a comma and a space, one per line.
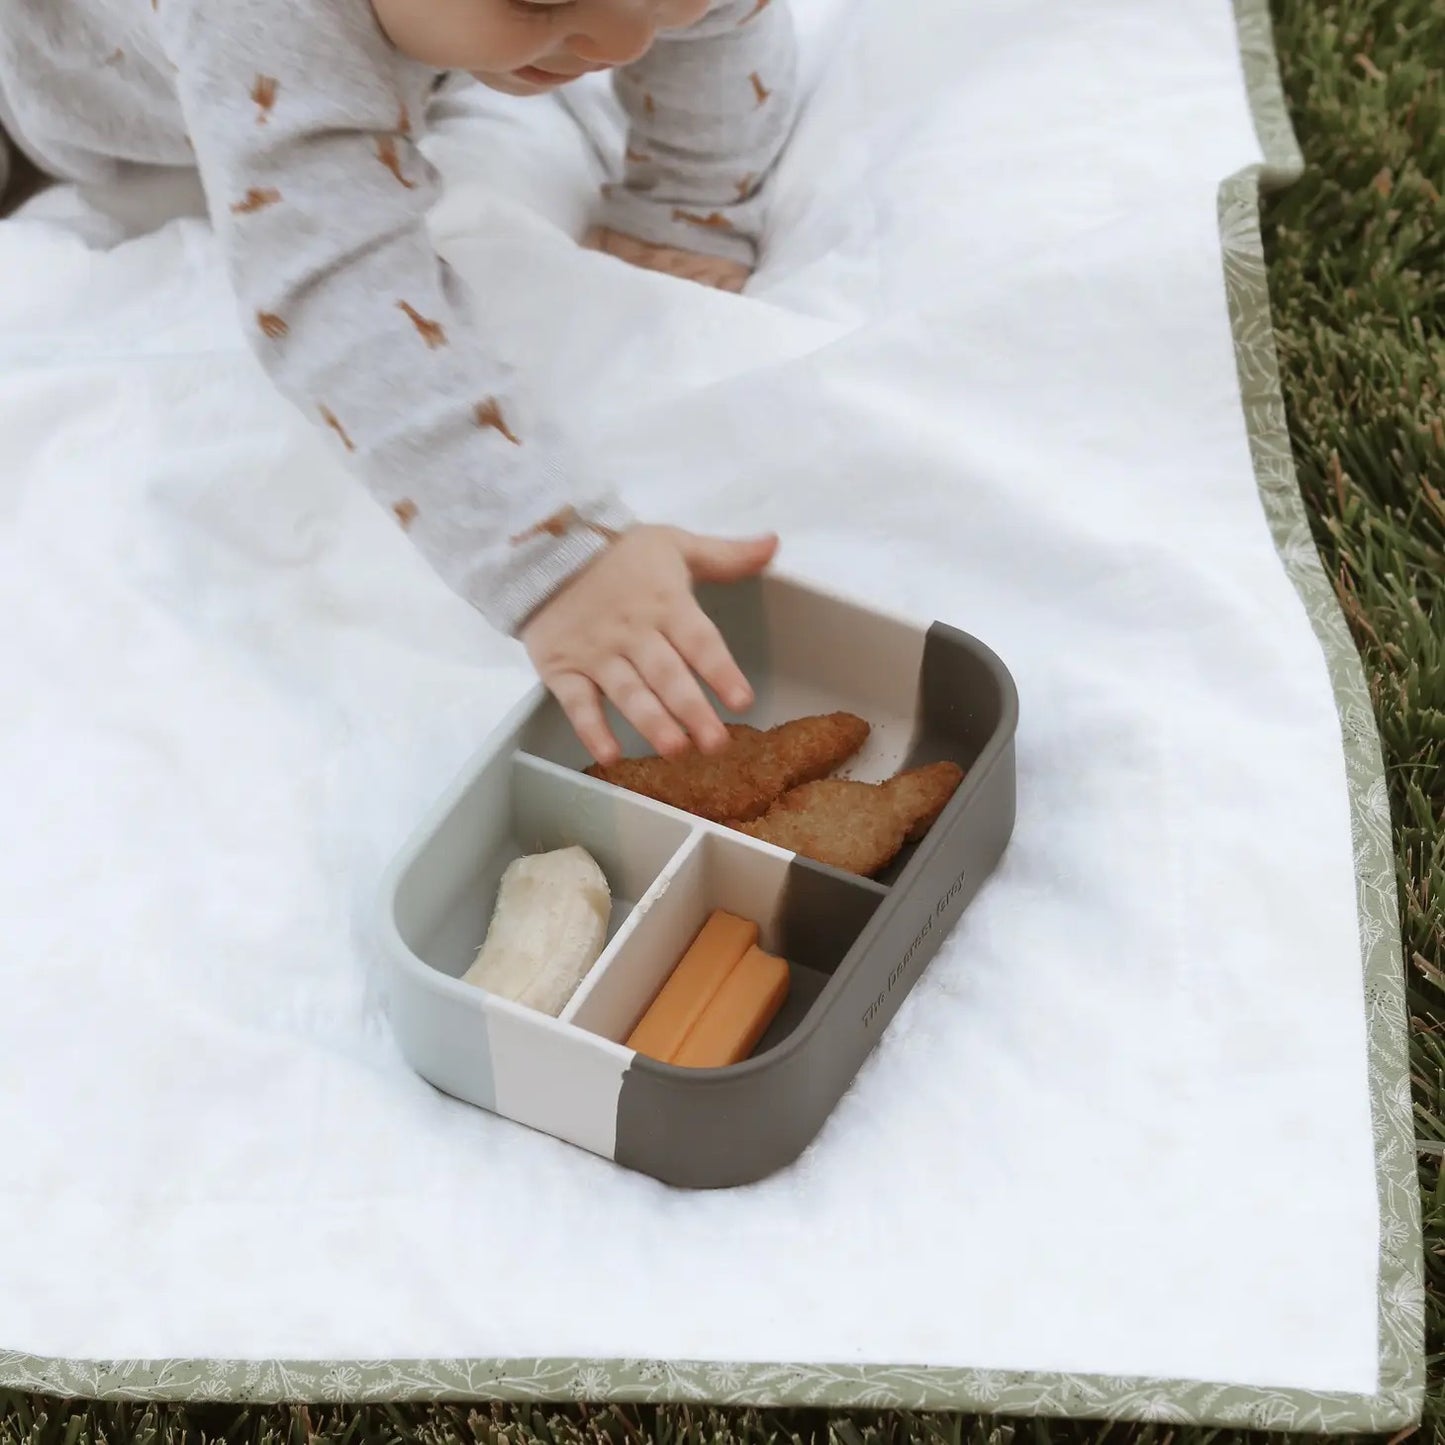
672, 945, 791, 1069
626, 910, 758, 1061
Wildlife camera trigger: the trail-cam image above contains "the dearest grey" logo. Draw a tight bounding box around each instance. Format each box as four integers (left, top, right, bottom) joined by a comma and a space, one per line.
861, 868, 968, 1030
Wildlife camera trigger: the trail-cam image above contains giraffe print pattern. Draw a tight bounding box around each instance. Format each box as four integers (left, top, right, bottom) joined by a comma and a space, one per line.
511, 507, 577, 545
319, 406, 355, 452
257, 311, 288, 340
251, 75, 277, 124
475, 399, 521, 446
397, 301, 446, 349
672, 208, 736, 232
231, 187, 281, 215
509, 508, 620, 548
375, 136, 414, 189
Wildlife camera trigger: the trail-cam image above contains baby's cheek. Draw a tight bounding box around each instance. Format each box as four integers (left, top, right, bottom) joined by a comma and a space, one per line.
371, 0, 547, 72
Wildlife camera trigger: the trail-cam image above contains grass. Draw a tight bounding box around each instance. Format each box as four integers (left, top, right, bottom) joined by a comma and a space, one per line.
1263, 2, 1445, 1440
2, 0, 1442, 1441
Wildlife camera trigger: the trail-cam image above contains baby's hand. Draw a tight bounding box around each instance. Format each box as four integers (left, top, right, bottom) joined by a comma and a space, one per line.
584, 226, 752, 293
521, 525, 778, 766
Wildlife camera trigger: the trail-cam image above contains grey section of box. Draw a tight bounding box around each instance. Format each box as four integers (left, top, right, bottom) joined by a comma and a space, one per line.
378, 579, 1019, 1188
612, 621, 1019, 1189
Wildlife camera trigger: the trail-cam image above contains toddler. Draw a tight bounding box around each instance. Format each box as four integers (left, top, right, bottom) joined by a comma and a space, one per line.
0, 0, 797, 763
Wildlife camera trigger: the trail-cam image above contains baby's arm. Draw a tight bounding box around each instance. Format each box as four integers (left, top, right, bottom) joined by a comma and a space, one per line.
153, 0, 774, 763
154, 0, 631, 641
595, 0, 799, 275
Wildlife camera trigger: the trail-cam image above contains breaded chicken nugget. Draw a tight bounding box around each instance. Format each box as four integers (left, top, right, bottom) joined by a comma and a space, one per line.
585, 712, 870, 822
735, 762, 964, 877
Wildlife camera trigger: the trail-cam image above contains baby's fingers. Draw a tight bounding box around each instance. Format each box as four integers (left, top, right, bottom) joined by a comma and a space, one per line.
667, 606, 754, 715
630, 635, 730, 754
595, 658, 691, 760
549, 672, 620, 767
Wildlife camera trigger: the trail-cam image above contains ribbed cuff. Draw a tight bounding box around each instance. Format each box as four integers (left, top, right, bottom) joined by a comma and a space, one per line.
595, 187, 759, 269
477, 494, 638, 638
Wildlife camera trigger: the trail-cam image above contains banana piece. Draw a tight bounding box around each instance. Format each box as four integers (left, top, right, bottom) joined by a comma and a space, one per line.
462, 845, 612, 1016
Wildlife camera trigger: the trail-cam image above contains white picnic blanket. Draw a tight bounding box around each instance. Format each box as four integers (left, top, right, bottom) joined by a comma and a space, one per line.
0, 0, 1401, 1419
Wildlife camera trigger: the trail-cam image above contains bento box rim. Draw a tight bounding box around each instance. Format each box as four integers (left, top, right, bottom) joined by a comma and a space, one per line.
373, 568, 1020, 1076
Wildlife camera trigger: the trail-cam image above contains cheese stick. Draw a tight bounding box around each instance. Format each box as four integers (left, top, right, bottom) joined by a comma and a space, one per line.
673, 945, 791, 1069
626, 910, 757, 1061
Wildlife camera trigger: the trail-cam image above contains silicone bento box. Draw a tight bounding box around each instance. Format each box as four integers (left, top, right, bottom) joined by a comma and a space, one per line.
376, 573, 1019, 1189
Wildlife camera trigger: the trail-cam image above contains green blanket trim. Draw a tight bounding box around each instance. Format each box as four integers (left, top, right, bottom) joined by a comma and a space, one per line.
0, 0, 1423, 1428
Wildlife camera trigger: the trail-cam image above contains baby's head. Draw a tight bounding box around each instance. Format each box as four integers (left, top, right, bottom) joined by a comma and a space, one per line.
372, 0, 711, 95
